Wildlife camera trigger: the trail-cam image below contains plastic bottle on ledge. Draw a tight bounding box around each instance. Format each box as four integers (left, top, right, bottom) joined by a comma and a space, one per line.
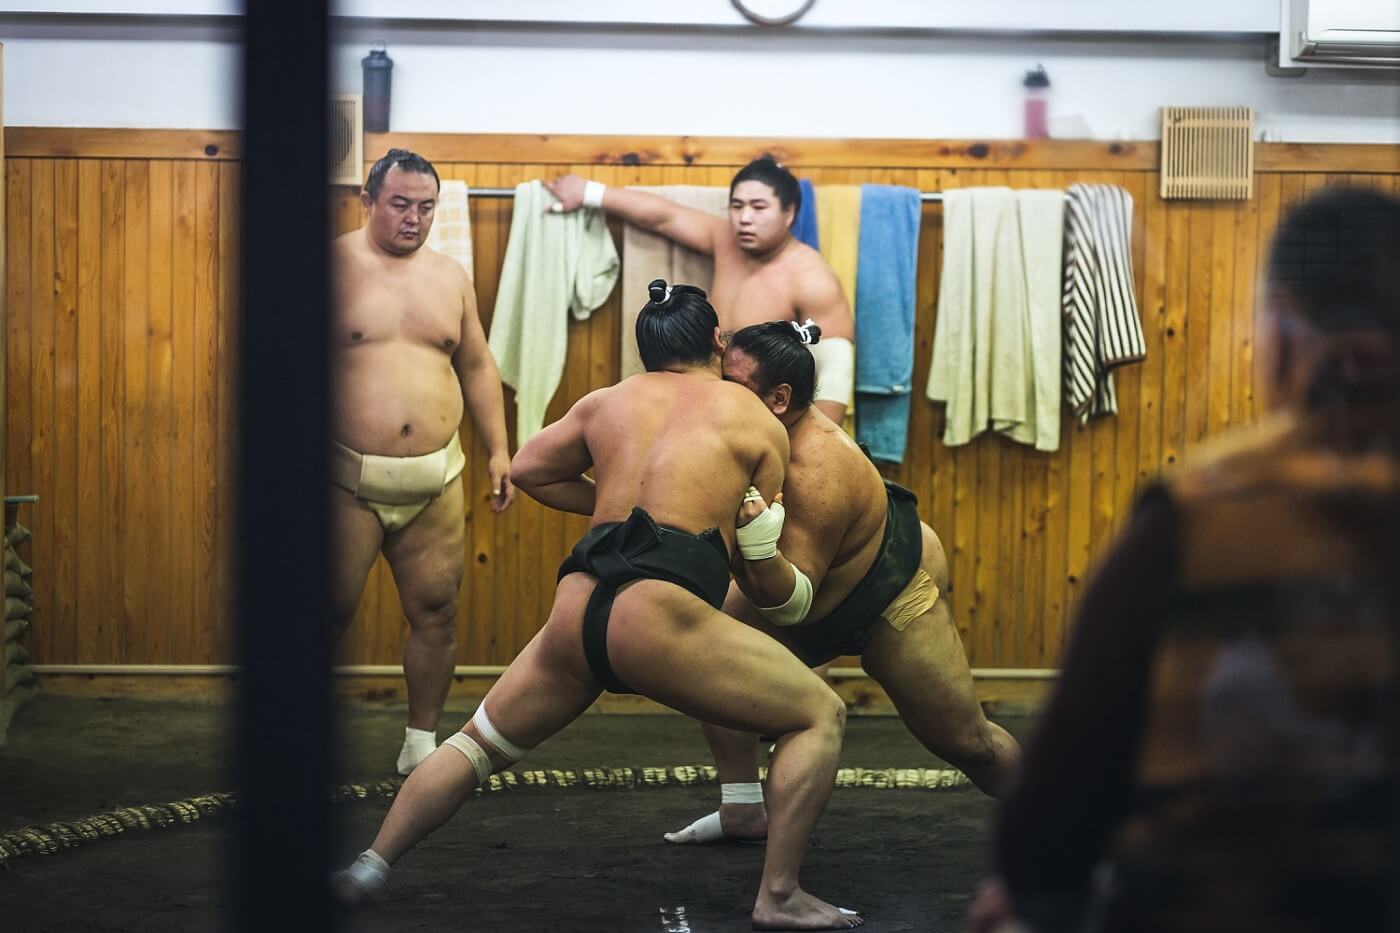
362, 42, 394, 133
1023, 65, 1051, 139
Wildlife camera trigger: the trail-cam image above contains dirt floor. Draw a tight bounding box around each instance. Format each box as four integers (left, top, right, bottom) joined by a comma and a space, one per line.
0, 695, 1033, 932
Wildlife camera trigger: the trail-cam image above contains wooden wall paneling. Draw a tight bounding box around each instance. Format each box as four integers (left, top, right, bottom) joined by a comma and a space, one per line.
1136, 174, 1168, 495
6, 134, 1396, 671
1160, 199, 1189, 474
145, 160, 175, 662
1206, 201, 1236, 442
171, 161, 198, 662
1182, 200, 1214, 457
52, 158, 79, 664
194, 161, 221, 661
215, 161, 239, 662
29, 159, 55, 662
97, 159, 125, 663
1114, 171, 1149, 531
1020, 169, 1054, 666
75, 160, 101, 662
1230, 175, 1261, 427
120, 160, 150, 660
1251, 173, 1282, 418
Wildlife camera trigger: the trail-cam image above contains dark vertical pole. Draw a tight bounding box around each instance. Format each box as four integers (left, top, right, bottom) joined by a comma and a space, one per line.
236, 2, 333, 931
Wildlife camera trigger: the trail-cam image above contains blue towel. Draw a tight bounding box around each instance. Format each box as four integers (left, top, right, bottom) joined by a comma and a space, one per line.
790, 179, 820, 251
854, 184, 922, 463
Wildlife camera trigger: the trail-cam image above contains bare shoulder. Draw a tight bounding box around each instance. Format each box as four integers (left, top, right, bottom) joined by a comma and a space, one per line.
420, 245, 473, 288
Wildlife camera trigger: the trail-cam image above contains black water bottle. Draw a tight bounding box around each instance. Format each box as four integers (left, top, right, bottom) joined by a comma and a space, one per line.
362, 42, 393, 133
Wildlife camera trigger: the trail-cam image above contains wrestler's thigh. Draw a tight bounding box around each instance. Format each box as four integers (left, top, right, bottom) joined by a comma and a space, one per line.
381, 475, 467, 618
607, 581, 842, 736
329, 484, 386, 621
475, 573, 601, 748
862, 524, 984, 735
721, 580, 807, 658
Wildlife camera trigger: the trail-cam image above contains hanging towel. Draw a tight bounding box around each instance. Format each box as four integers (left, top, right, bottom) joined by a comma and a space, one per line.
619, 186, 729, 380
927, 187, 1065, 450
853, 184, 922, 463
815, 185, 862, 313
1016, 190, 1067, 452
1062, 183, 1146, 421
488, 181, 620, 443
816, 185, 863, 435
790, 179, 820, 251
424, 179, 474, 279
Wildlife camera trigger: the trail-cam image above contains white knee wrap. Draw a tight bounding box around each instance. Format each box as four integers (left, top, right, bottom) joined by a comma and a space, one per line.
809, 337, 854, 407
473, 703, 531, 763
442, 732, 494, 781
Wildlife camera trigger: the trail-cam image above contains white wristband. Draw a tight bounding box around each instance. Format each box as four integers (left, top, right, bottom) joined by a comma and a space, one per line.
583, 180, 607, 210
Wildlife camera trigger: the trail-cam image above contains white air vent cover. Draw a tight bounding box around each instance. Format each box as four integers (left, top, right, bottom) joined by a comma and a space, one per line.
329, 94, 364, 186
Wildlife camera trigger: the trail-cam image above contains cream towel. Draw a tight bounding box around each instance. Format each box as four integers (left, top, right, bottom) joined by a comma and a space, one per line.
619, 186, 729, 379
488, 181, 620, 443
424, 180, 474, 279
816, 185, 862, 312
816, 185, 863, 435
928, 187, 1065, 450
1016, 190, 1066, 452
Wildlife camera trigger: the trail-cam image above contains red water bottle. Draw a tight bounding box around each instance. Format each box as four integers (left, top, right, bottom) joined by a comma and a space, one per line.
1023, 65, 1050, 139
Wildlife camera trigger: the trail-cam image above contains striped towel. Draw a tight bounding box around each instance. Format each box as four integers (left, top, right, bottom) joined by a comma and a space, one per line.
424, 180, 474, 279
1062, 183, 1145, 421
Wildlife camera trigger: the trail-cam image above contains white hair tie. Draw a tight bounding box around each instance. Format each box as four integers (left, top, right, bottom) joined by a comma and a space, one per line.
789, 318, 817, 345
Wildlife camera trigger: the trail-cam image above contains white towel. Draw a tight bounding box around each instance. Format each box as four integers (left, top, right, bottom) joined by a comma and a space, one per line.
1016, 190, 1066, 452
619, 186, 730, 380
1063, 183, 1145, 421
927, 187, 1065, 450
488, 181, 620, 443
424, 180, 474, 279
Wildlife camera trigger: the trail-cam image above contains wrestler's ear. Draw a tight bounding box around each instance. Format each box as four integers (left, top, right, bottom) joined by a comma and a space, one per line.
712, 326, 728, 354
360, 187, 373, 211
769, 382, 793, 416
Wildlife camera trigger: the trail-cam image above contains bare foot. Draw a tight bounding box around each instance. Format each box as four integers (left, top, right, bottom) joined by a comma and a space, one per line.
752, 888, 863, 930
330, 871, 374, 908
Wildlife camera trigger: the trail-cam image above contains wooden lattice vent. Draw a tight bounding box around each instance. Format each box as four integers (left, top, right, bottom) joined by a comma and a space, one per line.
1160, 106, 1254, 201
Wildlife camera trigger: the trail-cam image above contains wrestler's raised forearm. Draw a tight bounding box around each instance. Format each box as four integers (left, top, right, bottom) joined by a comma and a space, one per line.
514, 475, 596, 516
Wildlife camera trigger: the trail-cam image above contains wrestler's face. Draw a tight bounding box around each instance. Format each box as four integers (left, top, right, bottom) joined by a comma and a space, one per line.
361, 165, 438, 255
729, 181, 795, 256
722, 347, 791, 416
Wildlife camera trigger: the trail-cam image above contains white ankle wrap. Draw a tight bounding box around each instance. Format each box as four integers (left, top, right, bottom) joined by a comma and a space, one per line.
342, 849, 390, 894
442, 731, 493, 781
473, 704, 531, 763
720, 781, 764, 805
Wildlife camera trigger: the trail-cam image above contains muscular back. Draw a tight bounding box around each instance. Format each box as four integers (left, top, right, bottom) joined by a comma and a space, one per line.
586, 374, 788, 557
777, 410, 888, 619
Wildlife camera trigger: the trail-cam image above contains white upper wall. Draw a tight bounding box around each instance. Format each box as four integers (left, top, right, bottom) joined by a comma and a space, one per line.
2, 2, 1397, 143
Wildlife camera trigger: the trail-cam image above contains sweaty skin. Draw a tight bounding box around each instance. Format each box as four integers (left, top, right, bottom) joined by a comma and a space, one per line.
543, 173, 853, 423
347, 343, 865, 930
697, 347, 1021, 843
329, 163, 514, 753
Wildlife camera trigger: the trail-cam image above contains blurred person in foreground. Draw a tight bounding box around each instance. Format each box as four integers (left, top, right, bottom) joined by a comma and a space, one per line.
967, 187, 1400, 933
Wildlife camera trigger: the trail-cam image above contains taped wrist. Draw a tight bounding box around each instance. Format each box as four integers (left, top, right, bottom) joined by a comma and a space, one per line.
736, 488, 785, 561
758, 564, 814, 627
583, 180, 607, 210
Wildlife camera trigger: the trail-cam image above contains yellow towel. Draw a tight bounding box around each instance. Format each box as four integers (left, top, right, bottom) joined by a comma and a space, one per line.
619, 186, 730, 380
424, 180, 473, 279
816, 185, 862, 435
